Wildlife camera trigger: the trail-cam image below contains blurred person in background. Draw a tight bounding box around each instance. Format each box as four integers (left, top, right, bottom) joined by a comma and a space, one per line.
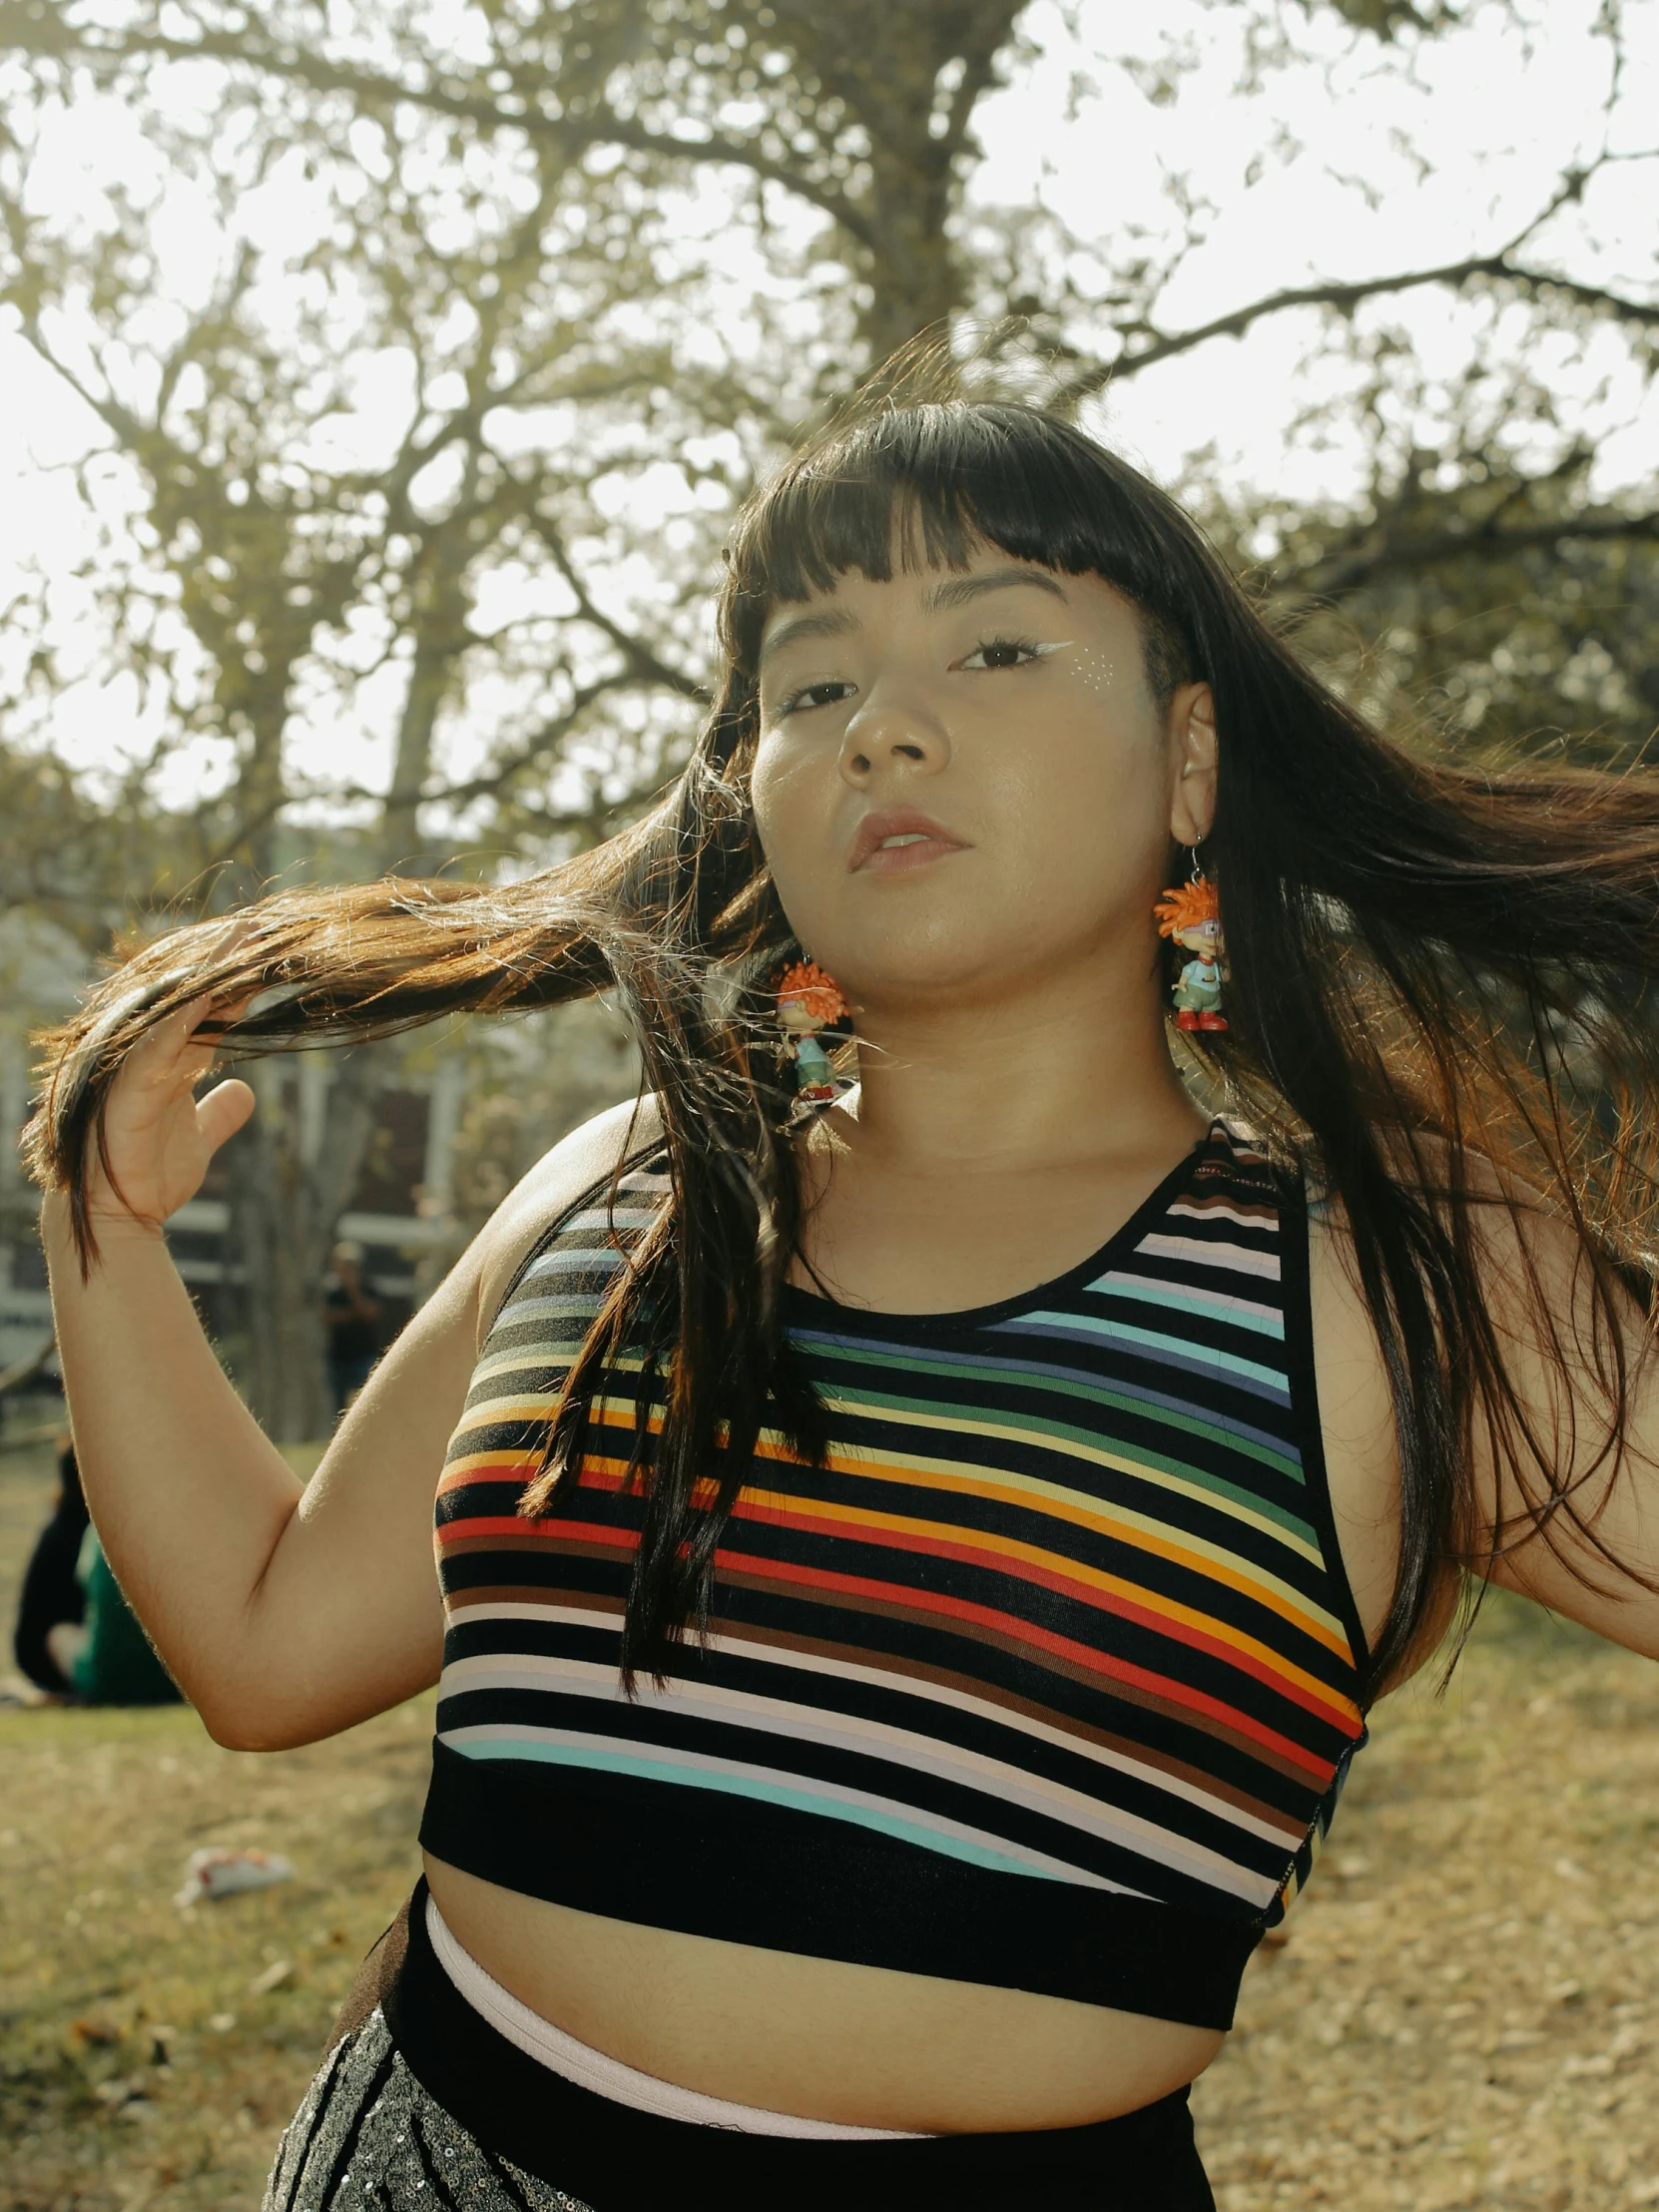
26, 375, 1659, 2212
11, 1434, 88, 1698
14, 1438, 181, 1707
323, 1239, 382, 1416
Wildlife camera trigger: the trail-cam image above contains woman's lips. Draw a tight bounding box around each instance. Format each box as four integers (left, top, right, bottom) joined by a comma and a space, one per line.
855, 833, 968, 876
848, 809, 970, 872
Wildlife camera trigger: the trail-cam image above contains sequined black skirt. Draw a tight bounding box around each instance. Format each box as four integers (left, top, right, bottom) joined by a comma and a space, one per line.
264, 2006, 594, 2212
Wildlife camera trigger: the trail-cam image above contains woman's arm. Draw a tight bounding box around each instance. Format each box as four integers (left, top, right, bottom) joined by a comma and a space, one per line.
1310, 1161, 1659, 1673
46, 1189, 476, 1746
43, 996, 651, 1749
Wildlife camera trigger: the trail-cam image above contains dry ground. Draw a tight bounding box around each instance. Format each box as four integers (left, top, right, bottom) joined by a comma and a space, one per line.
1, 1439, 1657, 2210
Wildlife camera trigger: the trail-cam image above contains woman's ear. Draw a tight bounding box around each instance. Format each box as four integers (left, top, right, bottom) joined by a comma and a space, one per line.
1168, 684, 1218, 846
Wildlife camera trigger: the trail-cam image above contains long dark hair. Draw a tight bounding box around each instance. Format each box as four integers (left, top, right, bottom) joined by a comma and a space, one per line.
27, 385, 1659, 1695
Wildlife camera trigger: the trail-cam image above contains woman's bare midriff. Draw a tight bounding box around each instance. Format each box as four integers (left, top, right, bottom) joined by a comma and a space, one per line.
423, 1855, 1226, 2135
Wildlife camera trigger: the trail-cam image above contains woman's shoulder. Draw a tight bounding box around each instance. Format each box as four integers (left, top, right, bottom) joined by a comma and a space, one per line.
470, 1094, 664, 1346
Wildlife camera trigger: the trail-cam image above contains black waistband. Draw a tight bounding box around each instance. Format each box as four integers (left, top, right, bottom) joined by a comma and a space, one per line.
372, 1880, 1215, 2211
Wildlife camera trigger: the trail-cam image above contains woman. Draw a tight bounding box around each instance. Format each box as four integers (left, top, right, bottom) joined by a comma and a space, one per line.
12, 1437, 88, 1697
29, 387, 1659, 2210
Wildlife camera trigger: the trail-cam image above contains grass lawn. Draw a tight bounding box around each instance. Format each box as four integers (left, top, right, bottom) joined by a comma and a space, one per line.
2, 1437, 1658, 2209
1, 1438, 428, 2212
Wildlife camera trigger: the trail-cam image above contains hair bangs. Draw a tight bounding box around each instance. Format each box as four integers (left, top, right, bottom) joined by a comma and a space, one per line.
718, 403, 1199, 678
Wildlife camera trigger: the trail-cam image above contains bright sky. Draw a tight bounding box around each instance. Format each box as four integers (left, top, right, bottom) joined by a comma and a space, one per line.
1, 0, 1655, 799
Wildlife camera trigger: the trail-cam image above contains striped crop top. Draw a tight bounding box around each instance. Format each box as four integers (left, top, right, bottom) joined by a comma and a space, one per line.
421, 1120, 1371, 2032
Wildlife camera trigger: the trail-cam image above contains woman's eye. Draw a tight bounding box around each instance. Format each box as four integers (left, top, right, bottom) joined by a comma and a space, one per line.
775, 679, 857, 717
959, 636, 1044, 672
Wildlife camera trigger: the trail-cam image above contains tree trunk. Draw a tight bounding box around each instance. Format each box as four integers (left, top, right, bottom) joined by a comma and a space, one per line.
226, 1053, 381, 1441
376, 554, 467, 875
222, 552, 467, 1432
776, 0, 1024, 364
857, 145, 960, 367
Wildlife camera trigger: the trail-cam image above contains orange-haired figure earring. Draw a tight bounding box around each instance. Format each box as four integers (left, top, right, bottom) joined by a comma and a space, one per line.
1154, 856, 1229, 1033
774, 957, 852, 1107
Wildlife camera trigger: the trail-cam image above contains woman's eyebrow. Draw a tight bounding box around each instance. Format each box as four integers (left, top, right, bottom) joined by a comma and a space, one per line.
922, 566, 1069, 612
758, 606, 858, 670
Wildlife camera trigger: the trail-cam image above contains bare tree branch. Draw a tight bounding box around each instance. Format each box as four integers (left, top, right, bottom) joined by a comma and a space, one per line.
1061, 158, 1659, 396
415, 683, 626, 808
1283, 509, 1659, 606
533, 520, 712, 706
1066, 253, 1659, 395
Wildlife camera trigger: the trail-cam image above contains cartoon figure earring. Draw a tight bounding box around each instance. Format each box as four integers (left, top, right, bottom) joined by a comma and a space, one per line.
773, 957, 853, 1107
1154, 857, 1229, 1032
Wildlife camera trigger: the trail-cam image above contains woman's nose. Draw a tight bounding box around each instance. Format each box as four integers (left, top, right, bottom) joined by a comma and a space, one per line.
837, 696, 948, 782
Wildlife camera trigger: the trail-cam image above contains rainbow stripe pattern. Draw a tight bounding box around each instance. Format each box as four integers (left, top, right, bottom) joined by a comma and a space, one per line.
421, 1121, 1371, 2029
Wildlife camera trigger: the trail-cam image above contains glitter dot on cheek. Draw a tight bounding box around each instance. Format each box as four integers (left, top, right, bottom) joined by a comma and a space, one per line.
1069, 648, 1118, 696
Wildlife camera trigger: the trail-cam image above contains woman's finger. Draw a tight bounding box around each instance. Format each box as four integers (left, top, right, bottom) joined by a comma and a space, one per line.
120, 989, 257, 1087
118, 1005, 202, 1093
189, 991, 258, 1050
207, 913, 258, 965
163, 983, 255, 1042
195, 1078, 257, 1155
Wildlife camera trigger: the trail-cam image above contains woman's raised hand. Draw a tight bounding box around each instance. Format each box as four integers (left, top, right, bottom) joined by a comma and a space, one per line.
88, 995, 257, 1235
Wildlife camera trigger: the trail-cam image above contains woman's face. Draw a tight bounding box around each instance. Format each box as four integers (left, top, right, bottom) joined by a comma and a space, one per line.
749, 543, 1215, 1016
